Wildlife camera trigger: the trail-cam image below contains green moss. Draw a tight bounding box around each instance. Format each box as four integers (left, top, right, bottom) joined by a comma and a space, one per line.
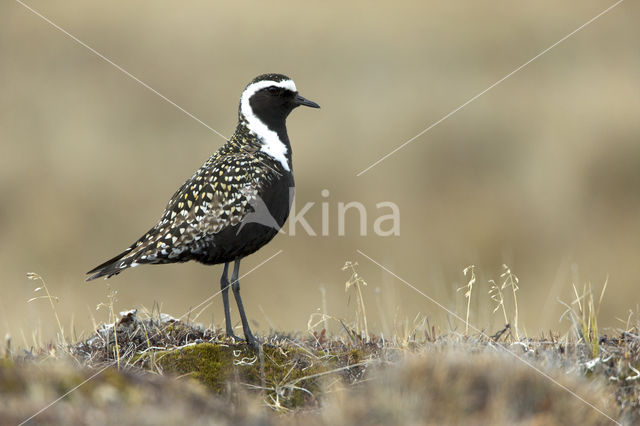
155, 344, 234, 393
347, 348, 365, 363
151, 343, 339, 408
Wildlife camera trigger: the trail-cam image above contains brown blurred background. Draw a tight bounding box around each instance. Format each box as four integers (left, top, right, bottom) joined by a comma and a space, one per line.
1, 1, 639, 344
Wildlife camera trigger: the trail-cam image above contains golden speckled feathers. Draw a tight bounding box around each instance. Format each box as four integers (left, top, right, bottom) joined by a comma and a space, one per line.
119, 143, 284, 265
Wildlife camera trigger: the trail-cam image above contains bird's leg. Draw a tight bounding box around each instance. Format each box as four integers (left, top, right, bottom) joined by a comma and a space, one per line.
230, 259, 259, 349
220, 262, 240, 340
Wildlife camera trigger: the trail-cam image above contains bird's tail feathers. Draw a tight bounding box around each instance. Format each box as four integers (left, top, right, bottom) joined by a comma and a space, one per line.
86, 226, 188, 281
85, 247, 136, 281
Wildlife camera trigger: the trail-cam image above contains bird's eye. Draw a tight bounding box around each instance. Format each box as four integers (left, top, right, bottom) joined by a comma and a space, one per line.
267, 86, 280, 95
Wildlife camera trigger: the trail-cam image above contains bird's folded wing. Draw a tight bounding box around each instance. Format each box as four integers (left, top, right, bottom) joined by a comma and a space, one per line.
126, 153, 278, 262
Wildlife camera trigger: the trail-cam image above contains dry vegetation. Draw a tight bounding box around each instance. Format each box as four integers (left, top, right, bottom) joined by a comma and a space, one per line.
2, 265, 640, 425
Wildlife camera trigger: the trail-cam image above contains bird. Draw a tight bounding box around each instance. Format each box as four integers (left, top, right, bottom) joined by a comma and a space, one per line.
86, 73, 319, 348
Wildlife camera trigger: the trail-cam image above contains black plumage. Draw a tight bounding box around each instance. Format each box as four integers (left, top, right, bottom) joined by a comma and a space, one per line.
86, 73, 319, 347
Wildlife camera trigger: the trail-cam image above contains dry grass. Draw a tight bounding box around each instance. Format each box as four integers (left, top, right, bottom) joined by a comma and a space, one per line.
3, 264, 640, 424
2, 301, 639, 425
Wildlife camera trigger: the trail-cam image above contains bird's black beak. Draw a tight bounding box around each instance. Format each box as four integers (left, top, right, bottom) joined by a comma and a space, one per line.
293, 94, 320, 108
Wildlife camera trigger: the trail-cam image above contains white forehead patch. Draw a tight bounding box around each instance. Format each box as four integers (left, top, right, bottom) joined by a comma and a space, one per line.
240, 79, 297, 172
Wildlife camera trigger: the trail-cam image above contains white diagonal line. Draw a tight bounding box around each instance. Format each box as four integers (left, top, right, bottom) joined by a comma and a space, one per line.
14, 0, 228, 141
18, 362, 115, 426
356, 249, 620, 425
356, 0, 625, 177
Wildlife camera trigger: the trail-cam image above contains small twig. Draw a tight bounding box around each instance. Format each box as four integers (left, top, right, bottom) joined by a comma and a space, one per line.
27, 273, 64, 344
343, 261, 369, 340
458, 265, 476, 334
490, 324, 511, 342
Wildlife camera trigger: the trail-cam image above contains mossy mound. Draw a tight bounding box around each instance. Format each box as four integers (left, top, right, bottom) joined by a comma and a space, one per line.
144, 343, 334, 408
70, 310, 369, 409
141, 343, 370, 409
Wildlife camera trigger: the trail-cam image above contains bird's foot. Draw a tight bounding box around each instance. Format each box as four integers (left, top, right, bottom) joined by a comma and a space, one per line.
225, 332, 244, 343
225, 330, 263, 350
244, 335, 277, 351
245, 334, 261, 351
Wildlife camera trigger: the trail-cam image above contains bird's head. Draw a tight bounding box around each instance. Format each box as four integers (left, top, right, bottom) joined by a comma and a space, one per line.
239, 74, 319, 130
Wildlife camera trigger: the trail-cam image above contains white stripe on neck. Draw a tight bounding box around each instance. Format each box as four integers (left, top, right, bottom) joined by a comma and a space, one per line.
240, 79, 297, 171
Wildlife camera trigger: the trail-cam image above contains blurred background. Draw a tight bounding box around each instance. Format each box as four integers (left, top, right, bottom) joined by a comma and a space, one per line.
1, 1, 639, 344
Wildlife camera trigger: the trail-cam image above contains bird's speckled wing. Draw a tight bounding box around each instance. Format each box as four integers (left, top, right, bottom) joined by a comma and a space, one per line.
86, 151, 280, 279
